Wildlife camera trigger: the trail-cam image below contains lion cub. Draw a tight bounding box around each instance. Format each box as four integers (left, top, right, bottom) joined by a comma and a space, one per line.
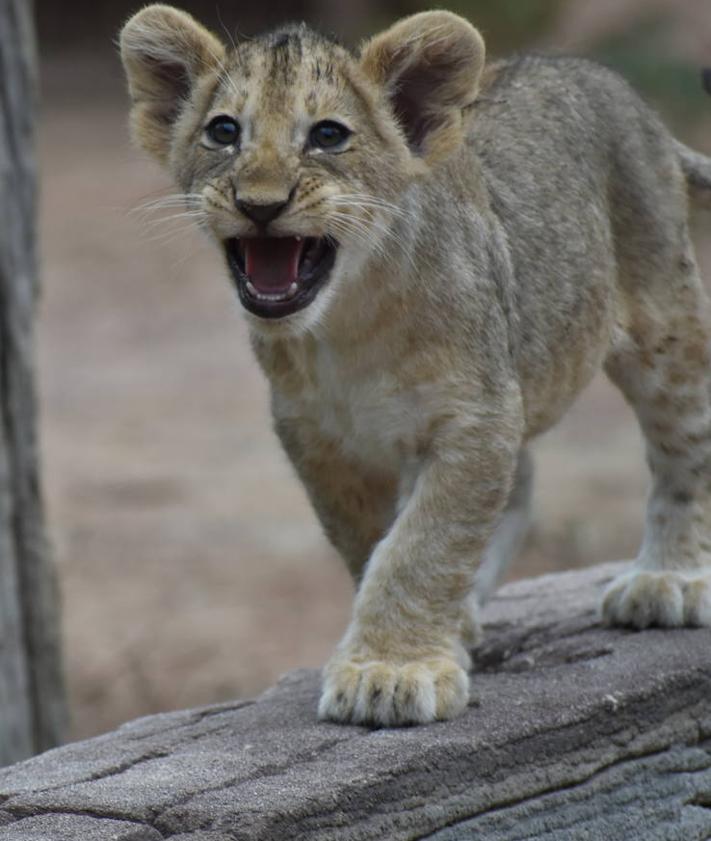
120, 5, 711, 726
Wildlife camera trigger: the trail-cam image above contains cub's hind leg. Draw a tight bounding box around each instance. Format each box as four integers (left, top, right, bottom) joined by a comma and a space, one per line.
603, 249, 711, 628
461, 448, 533, 647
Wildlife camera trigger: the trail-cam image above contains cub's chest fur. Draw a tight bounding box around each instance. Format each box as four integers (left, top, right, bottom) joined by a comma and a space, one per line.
267, 339, 427, 471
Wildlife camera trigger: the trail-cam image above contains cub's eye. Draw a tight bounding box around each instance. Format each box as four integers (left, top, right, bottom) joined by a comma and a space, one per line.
309, 120, 352, 151
205, 115, 240, 147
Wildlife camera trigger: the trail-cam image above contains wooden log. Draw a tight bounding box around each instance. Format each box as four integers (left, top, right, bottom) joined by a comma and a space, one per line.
0, 562, 709, 839
0, 0, 66, 765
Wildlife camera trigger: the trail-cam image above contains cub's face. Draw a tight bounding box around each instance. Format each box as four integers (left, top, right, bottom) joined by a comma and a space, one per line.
175, 28, 409, 328
120, 6, 485, 334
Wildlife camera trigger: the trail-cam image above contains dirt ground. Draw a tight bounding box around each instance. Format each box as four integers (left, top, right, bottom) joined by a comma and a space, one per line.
36, 57, 711, 741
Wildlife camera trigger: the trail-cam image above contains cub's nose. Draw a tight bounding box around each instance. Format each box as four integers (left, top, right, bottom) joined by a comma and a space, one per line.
235, 199, 289, 226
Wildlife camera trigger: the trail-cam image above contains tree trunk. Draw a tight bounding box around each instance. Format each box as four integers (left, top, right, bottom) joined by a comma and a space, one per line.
0, 0, 66, 766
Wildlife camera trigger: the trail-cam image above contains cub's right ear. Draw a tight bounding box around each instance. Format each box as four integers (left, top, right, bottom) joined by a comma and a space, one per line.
120, 4, 225, 164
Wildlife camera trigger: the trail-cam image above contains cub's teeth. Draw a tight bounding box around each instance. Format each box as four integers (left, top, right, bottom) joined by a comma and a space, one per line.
245, 279, 300, 303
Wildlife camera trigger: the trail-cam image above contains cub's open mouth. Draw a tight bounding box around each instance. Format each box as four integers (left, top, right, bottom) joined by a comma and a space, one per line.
224, 236, 337, 319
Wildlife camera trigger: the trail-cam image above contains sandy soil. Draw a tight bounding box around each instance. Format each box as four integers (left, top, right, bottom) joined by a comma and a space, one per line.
37, 60, 711, 741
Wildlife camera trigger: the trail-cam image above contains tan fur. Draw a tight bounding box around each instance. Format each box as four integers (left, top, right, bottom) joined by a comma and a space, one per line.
120, 6, 711, 726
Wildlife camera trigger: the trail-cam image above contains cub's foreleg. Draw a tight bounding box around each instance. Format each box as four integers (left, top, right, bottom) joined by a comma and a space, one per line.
318, 412, 522, 726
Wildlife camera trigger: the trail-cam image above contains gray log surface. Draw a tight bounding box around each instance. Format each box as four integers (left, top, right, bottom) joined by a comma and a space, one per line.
0, 0, 66, 765
0, 562, 709, 840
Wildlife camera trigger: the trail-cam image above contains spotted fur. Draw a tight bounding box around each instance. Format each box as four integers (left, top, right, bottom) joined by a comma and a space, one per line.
121, 6, 711, 726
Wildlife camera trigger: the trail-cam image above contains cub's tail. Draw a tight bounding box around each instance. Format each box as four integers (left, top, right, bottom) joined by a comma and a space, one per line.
676, 68, 711, 210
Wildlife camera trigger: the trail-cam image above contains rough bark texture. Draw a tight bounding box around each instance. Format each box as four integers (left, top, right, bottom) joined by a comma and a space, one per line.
0, 0, 66, 765
0, 562, 709, 839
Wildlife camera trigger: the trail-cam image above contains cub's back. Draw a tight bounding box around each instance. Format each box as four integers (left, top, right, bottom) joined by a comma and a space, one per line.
471, 55, 677, 205
462, 56, 687, 434
469, 55, 685, 282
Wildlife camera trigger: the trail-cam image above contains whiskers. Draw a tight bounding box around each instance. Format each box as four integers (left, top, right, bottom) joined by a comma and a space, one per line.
130, 191, 203, 216
332, 193, 412, 223
326, 192, 418, 272
128, 191, 208, 255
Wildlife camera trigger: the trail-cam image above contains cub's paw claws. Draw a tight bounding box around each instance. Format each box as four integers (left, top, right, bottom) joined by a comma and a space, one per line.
318, 656, 469, 726
602, 569, 711, 629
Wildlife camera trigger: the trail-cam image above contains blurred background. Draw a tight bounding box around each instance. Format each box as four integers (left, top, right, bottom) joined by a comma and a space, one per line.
33, 0, 711, 740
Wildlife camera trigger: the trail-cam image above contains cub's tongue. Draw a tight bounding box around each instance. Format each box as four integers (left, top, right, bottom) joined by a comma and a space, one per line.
244, 237, 303, 293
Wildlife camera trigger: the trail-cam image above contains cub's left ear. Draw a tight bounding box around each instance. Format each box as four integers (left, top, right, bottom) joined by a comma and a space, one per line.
359, 11, 485, 163
120, 4, 226, 164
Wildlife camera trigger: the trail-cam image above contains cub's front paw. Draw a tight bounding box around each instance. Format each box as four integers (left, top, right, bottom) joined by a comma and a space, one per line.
601, 568, 711, 629
318, 653, 469, 727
